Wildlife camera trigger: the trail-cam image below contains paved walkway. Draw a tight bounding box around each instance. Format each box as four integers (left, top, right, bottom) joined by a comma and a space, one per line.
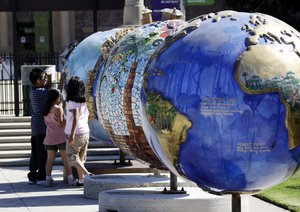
0, 166, 289, 212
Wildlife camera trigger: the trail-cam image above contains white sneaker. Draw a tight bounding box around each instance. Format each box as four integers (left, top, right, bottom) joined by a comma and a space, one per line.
28, 180, 36, 185
43, 178, 54, 187
67, 178, 76, 186
36, 180, 46, 186
84, 173, 94, 178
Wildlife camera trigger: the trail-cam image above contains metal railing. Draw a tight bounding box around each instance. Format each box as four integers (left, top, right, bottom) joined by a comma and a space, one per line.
0, 79, 23, 115
0, 52, 61, 116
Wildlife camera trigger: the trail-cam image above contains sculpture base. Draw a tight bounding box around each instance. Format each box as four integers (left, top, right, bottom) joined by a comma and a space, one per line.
85, 160, 152, 174
84, 173, 196, 199
98, 187, 250, 212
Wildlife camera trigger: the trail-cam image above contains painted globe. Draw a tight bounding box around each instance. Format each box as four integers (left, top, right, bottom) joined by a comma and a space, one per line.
61, 29, 121, 144
141, 11, 300, 193
95, 20, 186, 168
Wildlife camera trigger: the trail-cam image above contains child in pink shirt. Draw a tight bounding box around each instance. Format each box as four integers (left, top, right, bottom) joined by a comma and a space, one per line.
43, 88, 73, 186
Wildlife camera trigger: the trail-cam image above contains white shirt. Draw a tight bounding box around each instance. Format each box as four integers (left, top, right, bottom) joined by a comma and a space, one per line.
64, 101, 90, 135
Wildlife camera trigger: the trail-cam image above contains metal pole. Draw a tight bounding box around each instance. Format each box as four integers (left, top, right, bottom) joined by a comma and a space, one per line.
119, 150, 126, 164
180, 0, 186, 21
232, 193, 241, 212
170, 172, 178, 191
123, 0, 144, 25
12, 0, 20, 117
162, 172, 186, 194
49, 12, 54, 52
113, 150, 132, 166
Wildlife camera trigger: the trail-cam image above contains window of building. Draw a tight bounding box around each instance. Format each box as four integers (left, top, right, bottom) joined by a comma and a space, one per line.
16, 12, 52, 53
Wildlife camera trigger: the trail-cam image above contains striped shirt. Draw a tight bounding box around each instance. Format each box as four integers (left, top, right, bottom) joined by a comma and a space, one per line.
30, 87, 48, 136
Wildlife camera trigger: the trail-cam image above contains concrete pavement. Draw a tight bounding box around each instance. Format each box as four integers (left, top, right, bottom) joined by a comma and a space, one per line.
0, 166, 289, 212
0, 166, 97, 212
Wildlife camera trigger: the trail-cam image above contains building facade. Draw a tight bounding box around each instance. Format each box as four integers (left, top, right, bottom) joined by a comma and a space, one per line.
0, 0, 125, 53
1, 0, 299, 54
0, 0, 231, 54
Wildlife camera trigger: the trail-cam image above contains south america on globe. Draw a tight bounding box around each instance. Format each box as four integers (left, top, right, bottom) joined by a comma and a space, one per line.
95, 20, 186, 169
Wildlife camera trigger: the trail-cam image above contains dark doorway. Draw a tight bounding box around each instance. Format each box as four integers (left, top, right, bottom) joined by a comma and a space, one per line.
16, 11, 52, 54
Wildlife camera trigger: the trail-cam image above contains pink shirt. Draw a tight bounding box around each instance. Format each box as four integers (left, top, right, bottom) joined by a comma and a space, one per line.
64, 101, 90, 135
44, 112, 67, 145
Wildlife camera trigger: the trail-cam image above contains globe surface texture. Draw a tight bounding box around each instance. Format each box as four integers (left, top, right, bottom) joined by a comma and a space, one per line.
141, 10, 300, 193
61, 30, 121, 144
95, 20, 186, 168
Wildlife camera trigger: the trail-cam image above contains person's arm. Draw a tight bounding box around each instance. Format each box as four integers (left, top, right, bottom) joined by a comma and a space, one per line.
54, 105, 65, 127
68, 108, 79, 145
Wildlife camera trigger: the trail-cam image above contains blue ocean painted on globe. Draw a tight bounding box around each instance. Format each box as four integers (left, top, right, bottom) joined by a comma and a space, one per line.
141, 11, 300, 193
94, 20, 186, 168
61, 29, 122, 144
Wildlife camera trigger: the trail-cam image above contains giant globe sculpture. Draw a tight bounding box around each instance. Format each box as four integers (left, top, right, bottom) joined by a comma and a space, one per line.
95, 20, 186, 169
61, 29, 121, 144
141, 10, 300, 193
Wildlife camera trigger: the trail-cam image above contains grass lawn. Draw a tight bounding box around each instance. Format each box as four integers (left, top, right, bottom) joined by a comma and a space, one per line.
255, 169, 300, 212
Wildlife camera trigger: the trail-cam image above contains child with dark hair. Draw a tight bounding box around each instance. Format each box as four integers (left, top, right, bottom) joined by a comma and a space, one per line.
43, 88, 73, 187
65, 76, 91, 186
27, 68, 49, 184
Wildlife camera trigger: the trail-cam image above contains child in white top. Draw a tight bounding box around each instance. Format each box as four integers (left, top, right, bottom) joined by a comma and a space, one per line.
65, 76, 91, 186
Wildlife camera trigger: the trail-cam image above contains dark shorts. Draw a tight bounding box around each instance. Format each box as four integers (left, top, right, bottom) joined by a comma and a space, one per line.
45, 142, 66, 151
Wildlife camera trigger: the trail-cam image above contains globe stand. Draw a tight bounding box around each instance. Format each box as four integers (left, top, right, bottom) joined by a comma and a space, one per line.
84, 171, 194, 199
113, 150, 133, 166
232, 193, 241, 212
162, 172, 186, 194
